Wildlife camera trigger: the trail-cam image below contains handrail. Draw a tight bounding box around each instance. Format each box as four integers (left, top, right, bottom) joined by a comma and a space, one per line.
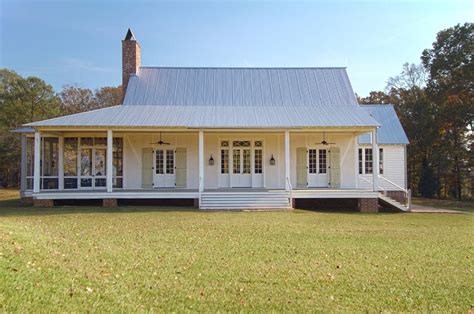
286, 176, 293, 208
378, 175, 407, 193
361, 175, 411, 208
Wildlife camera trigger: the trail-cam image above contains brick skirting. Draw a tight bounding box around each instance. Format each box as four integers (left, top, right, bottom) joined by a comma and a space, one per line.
358, 198, 378, 213
385, 191, 406, 204
33, 199, 54, 207
102, 199, 118, 208
21, 196, 33, 205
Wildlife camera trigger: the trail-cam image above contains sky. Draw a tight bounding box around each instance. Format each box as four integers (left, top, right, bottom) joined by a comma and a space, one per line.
0, 0, 472, 96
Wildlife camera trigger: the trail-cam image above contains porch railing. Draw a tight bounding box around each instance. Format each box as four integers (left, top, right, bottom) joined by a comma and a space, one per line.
360, 175, 411, 209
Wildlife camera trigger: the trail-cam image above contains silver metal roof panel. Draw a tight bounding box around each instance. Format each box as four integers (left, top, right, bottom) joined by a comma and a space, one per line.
359, 105, 409, 144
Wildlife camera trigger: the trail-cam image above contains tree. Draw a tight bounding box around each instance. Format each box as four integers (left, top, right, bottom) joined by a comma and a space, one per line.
0, 69, 60, 186
357, 91, 392, 104
421, 23, 474, 200
95, 86, 122, 108
418, 157, 437, 198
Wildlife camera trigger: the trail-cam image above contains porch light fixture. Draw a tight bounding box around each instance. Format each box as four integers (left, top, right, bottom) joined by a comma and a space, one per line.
270, 154, 276, 165
209, 154, 215, 166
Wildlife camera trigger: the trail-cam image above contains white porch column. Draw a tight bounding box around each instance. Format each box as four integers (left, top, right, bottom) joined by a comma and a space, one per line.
33, 131, 41, 193
58, 136, 64, 190
198, 130, 204, 206
198, 130, 204, 189
20, 135, 27, 192
285, 130, 290, 191
372, 128, 379, 192
106, 130, 113, 192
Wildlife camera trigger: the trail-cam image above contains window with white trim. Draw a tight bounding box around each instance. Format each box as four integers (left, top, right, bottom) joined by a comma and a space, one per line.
358, 147, 384, 175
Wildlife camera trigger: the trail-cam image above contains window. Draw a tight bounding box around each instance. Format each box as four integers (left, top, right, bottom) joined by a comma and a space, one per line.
221, 149, 229, 174
64, 138, 78, 176
155, 150, 164, 174
41, 137, 59, 189
243, 149, 251, 174
221, 141, 229, 147
254, 141, 263, 147
233, 150, 241, 174
166, 150, 174, 174
233, 141, 250, 147
365, 148, 373, 174
379, 148, 384, 175
319, 149, 327, 174
254, 149, 262, 174
113, 138, 123, 188
358, 148, 384, 175
26, 137, 34, 190
308, 149, 317, 174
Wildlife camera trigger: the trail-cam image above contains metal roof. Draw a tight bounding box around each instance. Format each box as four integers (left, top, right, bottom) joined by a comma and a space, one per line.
359, 105, 409, 144
11, 127, 35, 133
123, 67, 359, 107
26, 104, 379, 128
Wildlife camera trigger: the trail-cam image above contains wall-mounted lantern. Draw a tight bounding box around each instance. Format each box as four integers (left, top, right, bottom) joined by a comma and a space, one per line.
209, 154, 215, 166
270, 154, 276, 166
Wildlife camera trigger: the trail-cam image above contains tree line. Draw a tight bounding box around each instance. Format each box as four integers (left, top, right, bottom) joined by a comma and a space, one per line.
1, 23, 472, 200
358, 23, 473, 200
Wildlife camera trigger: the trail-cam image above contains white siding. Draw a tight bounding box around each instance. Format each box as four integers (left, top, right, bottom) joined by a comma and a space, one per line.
122, 131, 361, 190
358, 144, 406, 190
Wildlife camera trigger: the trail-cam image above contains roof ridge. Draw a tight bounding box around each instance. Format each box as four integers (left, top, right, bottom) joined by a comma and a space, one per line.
139, 66, 348, 70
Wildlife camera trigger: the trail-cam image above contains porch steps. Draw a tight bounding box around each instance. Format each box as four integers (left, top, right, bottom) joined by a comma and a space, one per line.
378, 194, 409, 212
200, 191, 291, 210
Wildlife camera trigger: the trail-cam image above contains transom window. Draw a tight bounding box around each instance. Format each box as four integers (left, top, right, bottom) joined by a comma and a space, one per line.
232, 141, 251, 147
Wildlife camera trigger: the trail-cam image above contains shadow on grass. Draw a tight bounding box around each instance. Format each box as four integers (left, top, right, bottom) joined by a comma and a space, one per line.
0, 197, 199, 217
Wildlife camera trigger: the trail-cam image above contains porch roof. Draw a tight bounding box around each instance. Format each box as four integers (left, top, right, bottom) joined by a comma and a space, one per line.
25, 104, 380, 129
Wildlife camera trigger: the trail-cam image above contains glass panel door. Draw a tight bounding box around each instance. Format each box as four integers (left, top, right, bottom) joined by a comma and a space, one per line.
153, 149, 175, 188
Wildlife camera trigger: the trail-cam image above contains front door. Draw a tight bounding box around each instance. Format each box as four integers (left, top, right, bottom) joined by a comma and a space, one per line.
79, 148, 107, 189
307, 148, 328, 187
153, 148, 176, 188
231, 147, 252, 187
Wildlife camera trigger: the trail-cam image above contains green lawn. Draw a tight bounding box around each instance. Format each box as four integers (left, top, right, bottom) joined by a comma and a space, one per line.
412, 197, 474, 213
1, 191, 473, 312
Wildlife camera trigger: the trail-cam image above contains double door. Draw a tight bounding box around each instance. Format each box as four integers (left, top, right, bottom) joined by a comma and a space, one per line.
153, 149, 176, 188
230, 148, 252, 187
79, 147, 107, 189
307, 148, 328, 187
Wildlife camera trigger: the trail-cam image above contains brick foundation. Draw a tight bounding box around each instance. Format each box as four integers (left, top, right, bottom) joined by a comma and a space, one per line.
33, 199, 54, 207
21, 196, 33, 206
193, 198, 199, 208
103, 199, 118, 208
358, 198, 378, 213
385, 191, 406, 204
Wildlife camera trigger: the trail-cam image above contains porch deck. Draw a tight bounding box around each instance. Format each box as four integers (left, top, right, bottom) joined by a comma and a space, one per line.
30, 188, 378, 200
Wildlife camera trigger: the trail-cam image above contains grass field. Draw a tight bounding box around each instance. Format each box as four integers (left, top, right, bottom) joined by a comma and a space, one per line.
412, 197, 474, 213
1, 190, 473, 312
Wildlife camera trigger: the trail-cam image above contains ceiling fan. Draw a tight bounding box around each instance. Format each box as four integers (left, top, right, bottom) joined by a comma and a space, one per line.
150, 132, 170, 145
318, 132, 336, 146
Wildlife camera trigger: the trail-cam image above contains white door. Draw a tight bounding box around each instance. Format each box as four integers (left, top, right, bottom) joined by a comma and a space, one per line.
231, 148, 252, 187
307, 148, 329, 188
153, 148, 176, 188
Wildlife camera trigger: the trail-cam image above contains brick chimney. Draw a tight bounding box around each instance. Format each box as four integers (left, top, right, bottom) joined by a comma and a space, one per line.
122, 28, 140, 101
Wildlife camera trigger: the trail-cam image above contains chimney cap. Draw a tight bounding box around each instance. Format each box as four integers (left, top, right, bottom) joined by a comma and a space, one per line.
124, 28, 136, 41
